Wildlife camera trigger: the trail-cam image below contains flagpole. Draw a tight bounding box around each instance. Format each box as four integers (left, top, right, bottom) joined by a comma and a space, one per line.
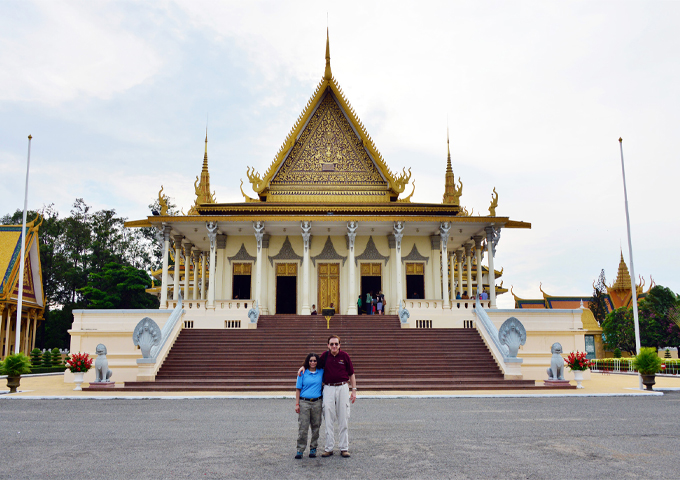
618, 137, 642, 389
14, 135, 32, 354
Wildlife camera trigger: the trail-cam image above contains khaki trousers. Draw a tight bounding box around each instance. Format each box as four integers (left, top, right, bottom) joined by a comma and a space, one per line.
296, 399, 323, 452
323, 383, 350, 452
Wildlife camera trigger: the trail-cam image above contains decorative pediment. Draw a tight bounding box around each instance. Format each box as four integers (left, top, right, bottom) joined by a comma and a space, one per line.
355, 236, 389, 266
244, 33, 412, 203
312, 236, 347, 267
228, 244, 256, 264
401, 244, 429, 264
268, 237, 303, 266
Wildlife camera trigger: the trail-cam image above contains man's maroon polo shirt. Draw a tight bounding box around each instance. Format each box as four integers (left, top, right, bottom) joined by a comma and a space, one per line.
320, 350, 354, 384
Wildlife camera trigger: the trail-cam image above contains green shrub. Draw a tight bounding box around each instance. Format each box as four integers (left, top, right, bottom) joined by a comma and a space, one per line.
613, 348, 622, 358
41, 350, 52, 368
632, 347, 663, 375
30, 348, 42, 366
665, 349, 671, 359
0, 353, 32, 376
51, 348, 62, 366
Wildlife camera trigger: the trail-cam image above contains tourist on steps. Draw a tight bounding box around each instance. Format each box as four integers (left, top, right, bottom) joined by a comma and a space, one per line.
295, 353, 324, 459
299, 334, 357, 458
356, 295, 362, 315
311, 305, 317, 315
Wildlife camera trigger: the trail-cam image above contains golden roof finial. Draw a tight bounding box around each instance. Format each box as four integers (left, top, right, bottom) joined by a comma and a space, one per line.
442, 125, 462, 205
189, 131, 216, 214
324, 28, 332, 80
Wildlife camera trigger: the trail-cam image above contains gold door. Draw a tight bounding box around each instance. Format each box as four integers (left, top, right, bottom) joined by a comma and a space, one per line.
318, 263, 340, 311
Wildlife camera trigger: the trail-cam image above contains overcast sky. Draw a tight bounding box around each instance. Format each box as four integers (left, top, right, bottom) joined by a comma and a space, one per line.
1, 1, 678, 308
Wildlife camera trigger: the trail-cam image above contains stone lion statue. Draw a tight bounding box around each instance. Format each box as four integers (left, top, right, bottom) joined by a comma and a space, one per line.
94, 343, 113, 383
546, 342, 565, 380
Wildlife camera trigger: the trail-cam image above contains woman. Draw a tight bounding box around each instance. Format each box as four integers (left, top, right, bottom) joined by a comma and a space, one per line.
295, 353, 324, 459
377, 291, 383, 316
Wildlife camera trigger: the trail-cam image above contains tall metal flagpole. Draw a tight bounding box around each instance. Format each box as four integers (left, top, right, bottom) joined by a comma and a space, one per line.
618, 137, 642, 389
14, 135, 32, 354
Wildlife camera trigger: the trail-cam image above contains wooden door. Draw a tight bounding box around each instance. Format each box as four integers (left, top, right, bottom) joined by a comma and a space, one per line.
318, 263, 340, 311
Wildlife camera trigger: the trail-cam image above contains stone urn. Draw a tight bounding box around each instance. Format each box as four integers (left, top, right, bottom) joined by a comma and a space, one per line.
641, 374, 656, 391
6, 375, 21, 394
573, 370, 584, 389
73, 372, 85, 391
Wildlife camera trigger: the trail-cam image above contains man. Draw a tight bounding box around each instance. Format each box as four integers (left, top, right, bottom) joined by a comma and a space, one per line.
300, 334, 357, 457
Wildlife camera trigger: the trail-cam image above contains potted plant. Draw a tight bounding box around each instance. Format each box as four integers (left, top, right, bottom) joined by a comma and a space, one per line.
564, 351, 590, 389
65, 352, 93, 391
632, 347, 663, 391
0, 353, 32, 393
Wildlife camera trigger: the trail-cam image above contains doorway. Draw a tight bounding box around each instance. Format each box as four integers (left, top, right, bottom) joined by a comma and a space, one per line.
360, 263, 382, 314
318, 263, 340, 312
232, 263, 252, 299
276, 263, 297, 314
406, 262, 425, 299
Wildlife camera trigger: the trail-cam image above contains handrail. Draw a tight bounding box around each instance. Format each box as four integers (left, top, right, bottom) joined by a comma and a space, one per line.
150, 295, 185, 359
473, 297, 509, 359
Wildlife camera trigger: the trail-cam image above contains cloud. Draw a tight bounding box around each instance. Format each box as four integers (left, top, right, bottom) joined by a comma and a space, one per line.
0, 1, 163, 105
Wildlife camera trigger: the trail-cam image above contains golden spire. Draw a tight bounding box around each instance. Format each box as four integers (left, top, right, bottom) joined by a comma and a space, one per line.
442, 126, 462, 205
612, 250, 632, 291
324, 28, 332, 80
189, 130, 216, 214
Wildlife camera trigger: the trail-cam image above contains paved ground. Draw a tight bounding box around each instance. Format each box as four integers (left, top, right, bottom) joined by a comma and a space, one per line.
2, 393, 680, 479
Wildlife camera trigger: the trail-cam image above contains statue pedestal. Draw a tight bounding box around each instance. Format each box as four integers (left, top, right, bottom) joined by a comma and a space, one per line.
543, 379, 571, 387
85, 382, 116, 390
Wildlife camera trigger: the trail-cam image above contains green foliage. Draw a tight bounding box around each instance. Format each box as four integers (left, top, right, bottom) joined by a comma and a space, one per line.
79, 262, 159, 310
589, 269, 609, 324
665, 348, 672, 359
0, 353, 32, 376
51, 348, 62, 366
632, 347, 663, 375
602, 307, 636, 355
613, 348, 622, 358
41, 350, 52, 368
30, 348, 42, 366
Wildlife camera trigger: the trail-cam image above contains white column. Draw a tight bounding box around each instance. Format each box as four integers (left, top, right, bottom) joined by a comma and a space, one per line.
31, 311, 37, 350
215, 234, 227, 301
346, 221, 358, 314
449, 251, 456, 303
440, 222, 450, 308
456, 249, 464, 299
200, 252, 206, 300
464, 243, 473, 298
207, 222, 218, 308
301, 221, 312, 315
253, 221, 265, 308
473, 235, 484, 299
172, 235, 183, 301
160, 224, 172, 308
485, 226, 500, 308
394, 222, 404, 308
430, 235, 441, 300
183, 243, 193, 301
192, 250, 200, 300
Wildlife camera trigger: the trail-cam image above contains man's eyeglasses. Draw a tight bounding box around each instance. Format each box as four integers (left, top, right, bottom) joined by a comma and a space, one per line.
329, 342, 339, 346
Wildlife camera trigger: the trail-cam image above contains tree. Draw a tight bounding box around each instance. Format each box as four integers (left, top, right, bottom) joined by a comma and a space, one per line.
601, 307, 637, 355
79, 262, 159, 310
589, 269, 609, 324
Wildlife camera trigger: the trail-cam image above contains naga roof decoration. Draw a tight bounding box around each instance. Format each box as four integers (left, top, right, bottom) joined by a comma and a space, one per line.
245, 30, 412, 203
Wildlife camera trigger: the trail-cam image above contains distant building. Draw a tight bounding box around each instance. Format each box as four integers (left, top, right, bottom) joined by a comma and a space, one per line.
0, 216, 45, 357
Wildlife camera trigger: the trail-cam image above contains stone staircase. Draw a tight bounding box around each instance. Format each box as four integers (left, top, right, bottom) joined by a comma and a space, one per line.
122, 314, 539, 391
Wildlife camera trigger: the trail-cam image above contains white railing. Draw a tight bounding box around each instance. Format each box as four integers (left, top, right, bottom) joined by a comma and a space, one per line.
168, 299, 252, 310
473, 298, 523, 378
406, 299, 491, 311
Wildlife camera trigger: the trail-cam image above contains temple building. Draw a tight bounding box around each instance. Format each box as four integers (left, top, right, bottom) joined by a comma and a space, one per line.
0, 216, 45, 358
69, 32, 589, 385
131, 32, 525, 318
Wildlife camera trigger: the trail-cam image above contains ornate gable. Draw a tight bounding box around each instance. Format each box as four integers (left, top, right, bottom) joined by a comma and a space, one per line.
244, 30, 412, 203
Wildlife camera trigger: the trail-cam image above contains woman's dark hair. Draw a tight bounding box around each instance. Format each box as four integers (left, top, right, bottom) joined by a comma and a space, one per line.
304, 353, 319, 370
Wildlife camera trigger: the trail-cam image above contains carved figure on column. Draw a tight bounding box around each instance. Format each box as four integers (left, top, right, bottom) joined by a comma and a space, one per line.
254, 221, 265, 251
439, 222, 450, 244
94, 344, 113, 383
393, 221, 404, 250
347, 221, 358, 250
206, 222, 218, 250
486, 226, 501, 257
301, 221, 312, 251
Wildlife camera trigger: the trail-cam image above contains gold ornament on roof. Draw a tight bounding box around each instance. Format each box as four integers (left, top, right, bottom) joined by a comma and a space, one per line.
397, 181, 415, 203
489, 187, 498, 216
443, 128, 463, 205
240, 179, 260, 203
158, 186, 169, 216
190, 131, 216, 215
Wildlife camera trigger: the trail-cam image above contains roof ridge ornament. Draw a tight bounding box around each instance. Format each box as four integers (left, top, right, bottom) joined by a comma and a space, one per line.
324, 28, 332, 81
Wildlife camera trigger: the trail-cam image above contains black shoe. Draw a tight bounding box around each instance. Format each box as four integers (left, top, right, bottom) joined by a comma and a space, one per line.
295, 452, 303, 459
309, 448, 317, 458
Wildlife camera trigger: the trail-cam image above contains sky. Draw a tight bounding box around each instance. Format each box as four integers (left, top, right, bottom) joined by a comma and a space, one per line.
1, 1, 678, 309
